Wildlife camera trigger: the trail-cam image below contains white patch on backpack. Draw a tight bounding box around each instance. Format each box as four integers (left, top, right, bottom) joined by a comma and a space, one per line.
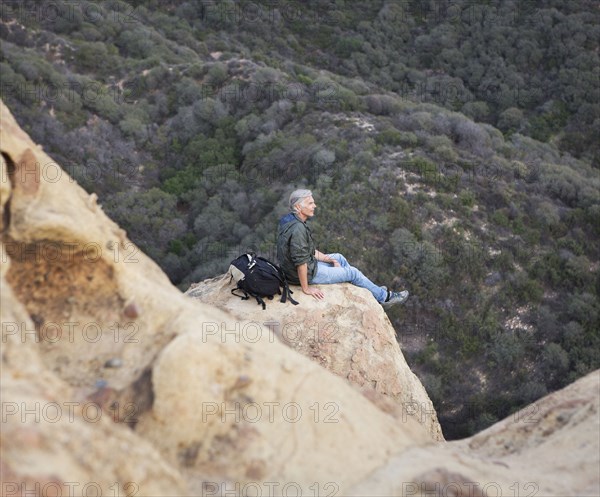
228, 264, 246, 283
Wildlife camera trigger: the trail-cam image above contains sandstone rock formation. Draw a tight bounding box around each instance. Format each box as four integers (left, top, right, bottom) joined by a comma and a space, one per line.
136, 326, 429, 494
186, 274, 443, 441
347, 370, 600, 497
0, 98, 430, 494
1, 98, 598, 497
0, 157, 188, 495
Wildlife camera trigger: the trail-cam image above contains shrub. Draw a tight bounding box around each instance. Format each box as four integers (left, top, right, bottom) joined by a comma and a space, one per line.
507, 272, 543, 304
193, 197, 243, 243
119, 116, 146, 141
498, 107, 525, 135
461, 101, 490, 121
402, 156, 437, 182
174, 77, 204, 106
459, 190, 476, 208
487, 332, 526, 369
103, 188, 186, 261
427, 135, 459, 162
205, 62, 228, 86
398, 132, 418, 148
365, 94, 401, 115
450, 115, 492, 158
75, 41, 110, 71
84, 91, 121, 123
375, 128, 404, 146
335, 36, 363, 58
117, 29, 154, 59
491, 210, 510, 228
540, 343, 570, 388
516, 381, 548, 405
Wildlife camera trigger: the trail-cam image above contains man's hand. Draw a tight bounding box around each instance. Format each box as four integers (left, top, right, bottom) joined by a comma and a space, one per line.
303, 287, 325, 300
297, 263, 324, 299
316, 249, 340, 267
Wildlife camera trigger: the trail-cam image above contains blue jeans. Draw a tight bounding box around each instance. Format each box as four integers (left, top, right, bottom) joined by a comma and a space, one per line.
309, 253, 387, 303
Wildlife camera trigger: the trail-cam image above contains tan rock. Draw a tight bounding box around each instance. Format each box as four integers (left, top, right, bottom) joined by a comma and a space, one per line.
0, 99, 231, 402
0, 152, 10, 232
186, 274, 443, 440
0, 259, 189, 496
1, 368, 189, 497
348, 370, 600, 497
136, 327, 431, 494
0, 98, 209, 493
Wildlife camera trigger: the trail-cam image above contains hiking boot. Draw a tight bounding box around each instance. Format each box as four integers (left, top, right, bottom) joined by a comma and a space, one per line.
382, 290, 409, 307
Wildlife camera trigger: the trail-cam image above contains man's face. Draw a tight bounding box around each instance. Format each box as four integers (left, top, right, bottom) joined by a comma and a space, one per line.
297, 196, 316, 219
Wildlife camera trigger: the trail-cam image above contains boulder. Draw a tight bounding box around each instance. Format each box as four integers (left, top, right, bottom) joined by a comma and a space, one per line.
0, 99, 232, 411
136, 327, 431, 494
186, 274, 443, 440
347, 370, 600, 497
0, 252, 189, 496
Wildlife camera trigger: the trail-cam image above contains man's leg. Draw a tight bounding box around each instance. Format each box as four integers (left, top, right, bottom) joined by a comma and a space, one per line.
310, 253, 388, 303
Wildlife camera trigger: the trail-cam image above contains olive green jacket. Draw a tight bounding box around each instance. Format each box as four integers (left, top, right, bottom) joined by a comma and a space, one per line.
276, 212, 317, 285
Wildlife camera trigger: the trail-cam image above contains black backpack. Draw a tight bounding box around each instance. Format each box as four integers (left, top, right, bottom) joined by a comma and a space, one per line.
229, 253, 299, 310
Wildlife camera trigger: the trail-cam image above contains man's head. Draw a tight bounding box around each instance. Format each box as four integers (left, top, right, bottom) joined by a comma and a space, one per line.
289, 189, 316, 220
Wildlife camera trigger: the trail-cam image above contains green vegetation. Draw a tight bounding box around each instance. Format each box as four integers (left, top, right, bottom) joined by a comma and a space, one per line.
1, 0, 598, 440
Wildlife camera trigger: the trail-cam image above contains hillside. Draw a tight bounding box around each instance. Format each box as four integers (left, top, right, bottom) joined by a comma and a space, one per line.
1, 0, 599, 438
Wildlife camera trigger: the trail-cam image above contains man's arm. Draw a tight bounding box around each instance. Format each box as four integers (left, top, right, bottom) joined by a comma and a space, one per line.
315, 250, 340, 266
297, 263, 324, 300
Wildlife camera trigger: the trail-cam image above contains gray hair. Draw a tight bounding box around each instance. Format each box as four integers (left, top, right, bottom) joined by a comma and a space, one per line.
289, 189, 313, 211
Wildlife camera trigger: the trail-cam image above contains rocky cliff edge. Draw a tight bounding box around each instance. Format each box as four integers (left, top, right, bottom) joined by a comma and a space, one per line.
186, 274, 443, 441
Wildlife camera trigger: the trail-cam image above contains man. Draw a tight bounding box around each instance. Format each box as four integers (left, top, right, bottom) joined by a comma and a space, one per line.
277, 189, 409, 307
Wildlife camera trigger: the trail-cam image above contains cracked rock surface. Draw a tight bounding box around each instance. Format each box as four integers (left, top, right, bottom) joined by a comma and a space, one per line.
187, 274, 443, 441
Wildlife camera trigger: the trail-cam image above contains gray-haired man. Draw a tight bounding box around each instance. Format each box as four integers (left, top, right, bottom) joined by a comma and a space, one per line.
276, 189, 409, 306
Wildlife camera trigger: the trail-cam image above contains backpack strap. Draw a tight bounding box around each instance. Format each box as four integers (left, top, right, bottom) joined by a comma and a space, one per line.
232, 288, 267, 310
254, 295, 267, 310
278, 264, 299, 306
282, 283, 299, 306
278, 270, 299, 306
231, 288, 250, 301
